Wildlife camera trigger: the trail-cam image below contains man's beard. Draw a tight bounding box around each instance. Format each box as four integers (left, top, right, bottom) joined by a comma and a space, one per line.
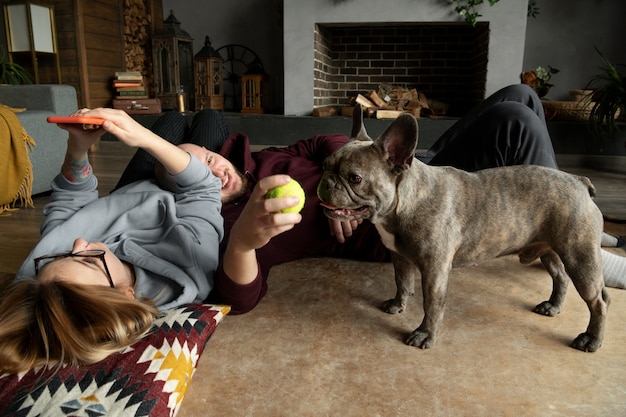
222, 170, 249, 204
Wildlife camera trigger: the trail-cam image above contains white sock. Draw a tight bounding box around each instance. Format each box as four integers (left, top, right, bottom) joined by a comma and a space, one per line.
601, 233, 619, 247
603, 249, 626, 289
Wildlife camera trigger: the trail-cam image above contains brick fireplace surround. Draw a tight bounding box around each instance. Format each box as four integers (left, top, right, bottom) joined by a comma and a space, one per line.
314, 23, 490, 116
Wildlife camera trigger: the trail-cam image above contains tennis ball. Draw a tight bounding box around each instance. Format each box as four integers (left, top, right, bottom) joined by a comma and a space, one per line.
265, 179, 306, 213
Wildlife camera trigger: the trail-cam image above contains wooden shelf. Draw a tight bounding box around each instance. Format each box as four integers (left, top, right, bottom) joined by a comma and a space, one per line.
52, 0, 162, 109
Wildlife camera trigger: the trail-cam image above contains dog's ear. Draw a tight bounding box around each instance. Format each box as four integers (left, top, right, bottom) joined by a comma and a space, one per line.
351, 105, 371, 142
378, 114, 419, 173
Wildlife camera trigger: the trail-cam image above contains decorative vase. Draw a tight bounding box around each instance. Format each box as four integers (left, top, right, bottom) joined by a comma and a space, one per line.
535, 85, 550, 98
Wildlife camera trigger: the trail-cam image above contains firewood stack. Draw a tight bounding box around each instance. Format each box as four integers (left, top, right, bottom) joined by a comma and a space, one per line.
123, 0, 155, 95
313, 83, 449, 119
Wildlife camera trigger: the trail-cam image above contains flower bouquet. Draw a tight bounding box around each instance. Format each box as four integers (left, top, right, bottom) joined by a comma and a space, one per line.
520, 65, 559, 98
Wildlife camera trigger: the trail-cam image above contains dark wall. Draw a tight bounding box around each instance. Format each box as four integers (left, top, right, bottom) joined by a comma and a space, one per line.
523, 0, 626, 101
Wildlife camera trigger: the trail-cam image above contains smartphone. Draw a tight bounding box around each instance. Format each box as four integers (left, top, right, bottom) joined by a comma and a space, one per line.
47, 116, 105, 130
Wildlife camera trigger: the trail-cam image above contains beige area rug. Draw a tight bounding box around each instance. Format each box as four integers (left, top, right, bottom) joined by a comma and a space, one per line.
180, 254, 626, 417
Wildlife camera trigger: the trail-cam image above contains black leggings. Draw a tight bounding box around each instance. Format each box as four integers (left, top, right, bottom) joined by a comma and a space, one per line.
115, 110, 229, 190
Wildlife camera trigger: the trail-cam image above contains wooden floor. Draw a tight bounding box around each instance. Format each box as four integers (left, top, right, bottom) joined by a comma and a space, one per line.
1, 141, 625, 276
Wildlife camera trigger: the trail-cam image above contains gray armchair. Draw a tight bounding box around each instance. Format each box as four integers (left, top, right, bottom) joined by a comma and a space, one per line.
1, 84, 78, 194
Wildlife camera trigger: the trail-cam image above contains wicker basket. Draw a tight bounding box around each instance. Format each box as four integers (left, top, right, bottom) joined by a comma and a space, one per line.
569, 89, 594, 103
542, 97, 595, 121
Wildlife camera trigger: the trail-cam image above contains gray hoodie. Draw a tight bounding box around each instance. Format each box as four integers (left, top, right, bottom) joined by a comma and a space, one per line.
17, 155, 224, 310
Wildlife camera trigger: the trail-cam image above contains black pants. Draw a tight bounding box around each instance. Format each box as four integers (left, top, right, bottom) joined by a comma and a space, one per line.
417, 84, 558, 171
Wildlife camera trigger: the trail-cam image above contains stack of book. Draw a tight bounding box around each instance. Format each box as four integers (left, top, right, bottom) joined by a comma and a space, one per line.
113, 71, 148, 100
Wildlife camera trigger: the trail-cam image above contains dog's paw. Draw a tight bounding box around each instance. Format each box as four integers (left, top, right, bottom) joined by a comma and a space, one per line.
533, 301, 561, 317
381, 299, 405, 314
405, 330, 435, 349
571, 332, 601, 352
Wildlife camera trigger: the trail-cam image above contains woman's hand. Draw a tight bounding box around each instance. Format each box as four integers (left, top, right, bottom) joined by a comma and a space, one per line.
55, 107, 152, 159
54, 109, 106, 159
80, 108, 153, 149
54, 109, 108, 182
80, 108, 191, 176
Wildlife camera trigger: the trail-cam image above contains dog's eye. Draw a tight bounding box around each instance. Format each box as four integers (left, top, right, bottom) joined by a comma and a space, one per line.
348, 174, 362, 184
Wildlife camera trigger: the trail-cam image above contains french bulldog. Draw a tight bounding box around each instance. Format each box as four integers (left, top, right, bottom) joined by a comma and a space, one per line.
317, 106, 609, 352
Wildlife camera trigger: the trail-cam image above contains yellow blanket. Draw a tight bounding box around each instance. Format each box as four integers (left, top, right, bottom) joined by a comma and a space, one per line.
0, 104, 36, 215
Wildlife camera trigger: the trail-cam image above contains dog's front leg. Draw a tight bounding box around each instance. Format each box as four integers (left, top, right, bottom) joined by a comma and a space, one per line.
381, 252, 416, 314
405, 262, 451, 349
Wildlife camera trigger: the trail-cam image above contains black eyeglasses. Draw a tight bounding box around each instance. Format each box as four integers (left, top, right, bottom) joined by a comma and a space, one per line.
34, 249, 115, 288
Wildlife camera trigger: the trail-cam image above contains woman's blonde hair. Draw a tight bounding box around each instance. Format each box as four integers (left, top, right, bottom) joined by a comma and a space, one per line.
0, 278, 160, 374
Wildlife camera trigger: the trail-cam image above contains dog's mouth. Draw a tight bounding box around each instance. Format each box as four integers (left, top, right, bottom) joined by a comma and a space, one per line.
319, 202, 369, 219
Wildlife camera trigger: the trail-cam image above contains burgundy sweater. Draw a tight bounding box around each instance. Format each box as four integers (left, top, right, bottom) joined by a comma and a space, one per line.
211, 132, 390, 314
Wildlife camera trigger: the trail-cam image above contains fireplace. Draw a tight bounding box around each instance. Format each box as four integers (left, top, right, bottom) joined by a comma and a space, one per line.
283, 0, 528, 116
314, 22, 490, 117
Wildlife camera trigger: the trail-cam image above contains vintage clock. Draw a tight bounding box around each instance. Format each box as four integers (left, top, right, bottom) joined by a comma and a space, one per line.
215, 44, 263, 112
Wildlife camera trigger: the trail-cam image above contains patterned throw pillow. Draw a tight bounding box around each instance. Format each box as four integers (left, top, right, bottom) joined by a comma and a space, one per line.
0, 303, 230, 417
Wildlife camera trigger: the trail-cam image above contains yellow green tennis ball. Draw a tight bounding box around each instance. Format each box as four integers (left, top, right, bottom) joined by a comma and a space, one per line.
265, 179, 306, 213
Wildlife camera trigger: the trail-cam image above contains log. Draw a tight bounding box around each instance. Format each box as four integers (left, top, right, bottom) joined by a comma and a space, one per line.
355, 94, 377, 109
406, 107, 421, 118
312, 106, 338, 117
341, 106, 355, 117
368, 90, 387, 107
426, 98, 450, 115
343, 105, 374, 118
375, 110, 408, 119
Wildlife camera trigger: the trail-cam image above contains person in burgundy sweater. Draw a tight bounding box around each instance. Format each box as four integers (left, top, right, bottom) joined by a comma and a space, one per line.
116, 83, 626, 314
211, 131, 392, 312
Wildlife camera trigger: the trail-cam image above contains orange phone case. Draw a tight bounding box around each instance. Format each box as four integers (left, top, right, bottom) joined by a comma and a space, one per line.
47, 116, 105, 125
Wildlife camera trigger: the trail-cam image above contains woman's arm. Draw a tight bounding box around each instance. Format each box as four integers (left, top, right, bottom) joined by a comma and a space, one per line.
43, 108, 195, 236
82, 108, 191, 175
41, 112, 106, 234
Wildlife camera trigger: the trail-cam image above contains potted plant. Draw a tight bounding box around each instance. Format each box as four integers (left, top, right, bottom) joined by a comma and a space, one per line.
0, 47, 33, 85
521, 65, 559, 98
586, 48, 626, 140
451, 0, 500, 27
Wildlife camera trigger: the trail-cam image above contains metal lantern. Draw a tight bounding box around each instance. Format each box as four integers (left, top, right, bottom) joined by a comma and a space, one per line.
152, 10, 194, 110
194, 36, 224, 111
241, 59, 270, 114
3, 0, 61, 83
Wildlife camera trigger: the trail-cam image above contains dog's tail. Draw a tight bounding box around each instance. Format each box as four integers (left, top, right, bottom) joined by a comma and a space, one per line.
578, 176, 596, 198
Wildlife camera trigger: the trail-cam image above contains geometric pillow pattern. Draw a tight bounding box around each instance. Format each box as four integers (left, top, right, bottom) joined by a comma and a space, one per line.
0, 303, 230, 417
